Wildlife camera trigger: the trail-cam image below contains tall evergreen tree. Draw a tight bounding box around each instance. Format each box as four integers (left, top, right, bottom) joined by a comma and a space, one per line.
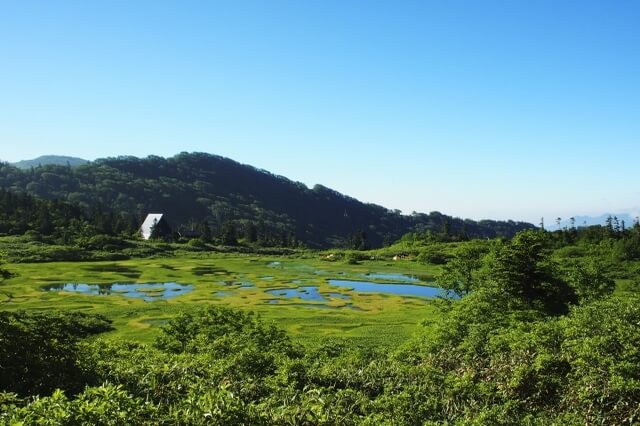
149, 219, 161, 240
220, 221, 238, 246
245, 222, 258, 243
605, 215, 614, 234
199, 219, 212, 243
486, 230, 577, 314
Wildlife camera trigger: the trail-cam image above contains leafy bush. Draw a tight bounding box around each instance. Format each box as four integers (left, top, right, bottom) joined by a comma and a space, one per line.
615, 237, 640, 261
2, 385, 155, 425
0, 311, 112, 396
2, 275, 638, 424
417, 245, 449, 264
565, 257, 615, 303
77, 234, 131, 251
554, 244, 585, 258
156, 306, 298, 357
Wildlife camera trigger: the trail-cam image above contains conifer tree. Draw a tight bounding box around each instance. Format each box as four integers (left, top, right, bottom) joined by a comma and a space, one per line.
149, 219, 161, 240
199, 219, 212, 243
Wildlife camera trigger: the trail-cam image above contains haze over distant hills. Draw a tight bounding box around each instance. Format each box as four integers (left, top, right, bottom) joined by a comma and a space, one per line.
0, 152, 534, 247
10, 155, 89, 169
550, 213, 639, 230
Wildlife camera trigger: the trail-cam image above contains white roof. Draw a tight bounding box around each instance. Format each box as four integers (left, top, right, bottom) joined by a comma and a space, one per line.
139, 213, 164, 240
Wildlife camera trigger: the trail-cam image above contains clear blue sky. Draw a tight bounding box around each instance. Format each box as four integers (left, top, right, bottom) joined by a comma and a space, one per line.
1, 0, 639, 223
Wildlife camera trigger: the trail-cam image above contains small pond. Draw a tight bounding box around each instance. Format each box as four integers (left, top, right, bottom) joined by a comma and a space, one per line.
43, 282, 193, 301
265, 286, 328, 302
362, 273, 427, 283
220, 280, 255, 289
328, 279, 454, 299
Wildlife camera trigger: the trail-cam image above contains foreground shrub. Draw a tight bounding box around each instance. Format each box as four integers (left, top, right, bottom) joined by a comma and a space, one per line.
0, 311, 112, 396
3, 298, 639, 424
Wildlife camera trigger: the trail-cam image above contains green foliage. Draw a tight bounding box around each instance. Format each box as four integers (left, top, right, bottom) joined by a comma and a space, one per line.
0, 187, 137, 242
199, 218, 212, 243
3, 385, 155, 425
548, 219, 640, 264
558, 297, 640, 424
437, 231, 578, 314
2, 295, 640, 424
186, 237, 207, 249
416, 244, 450, 265
348, 229, 369, 250
485, 230, 577, 314
344, 251, 367, 265
1, 237, 638, 424
77, 234, 132, 251
148, 218, 173, 241
614, 236, 640, 261
0, 311, 113, 396
155, 306, 297, 357
395, 288, 640, 424
219, 221, 238, 246
436, 240, 489, 294
565, 257, 615, 303
0, 251, 10, 281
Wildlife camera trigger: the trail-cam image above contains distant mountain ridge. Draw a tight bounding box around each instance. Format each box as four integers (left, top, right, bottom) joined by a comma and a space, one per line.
11, 155, 89, 169
0, 152, 535, 247
550, 213, 639, 230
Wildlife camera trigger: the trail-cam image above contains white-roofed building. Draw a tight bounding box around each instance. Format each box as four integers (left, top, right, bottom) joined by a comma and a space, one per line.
139, 213, 172, 240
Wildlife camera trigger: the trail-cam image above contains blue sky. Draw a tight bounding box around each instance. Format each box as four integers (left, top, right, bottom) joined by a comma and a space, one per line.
1, 1, 638, 223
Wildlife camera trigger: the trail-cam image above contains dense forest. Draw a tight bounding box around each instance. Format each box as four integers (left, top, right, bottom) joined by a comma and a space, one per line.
0, 152, 533, 248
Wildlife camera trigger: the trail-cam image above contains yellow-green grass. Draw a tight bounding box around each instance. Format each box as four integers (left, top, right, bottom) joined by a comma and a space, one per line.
0, 254, 443, 349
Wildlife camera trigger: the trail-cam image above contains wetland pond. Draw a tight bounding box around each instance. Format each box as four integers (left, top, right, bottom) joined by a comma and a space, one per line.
266, 286, 329, 302
263, 273, 452, 306
328, 279, 453, 299
361, 273, 427, 282
43, 282, 193, 301
41, 272, 450, 306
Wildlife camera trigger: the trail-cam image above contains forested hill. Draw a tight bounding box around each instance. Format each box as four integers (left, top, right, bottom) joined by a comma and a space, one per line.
0, 152, 534, 247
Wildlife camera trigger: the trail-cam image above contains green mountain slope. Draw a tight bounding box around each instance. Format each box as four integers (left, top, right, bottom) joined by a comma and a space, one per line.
0, 152, 534, 247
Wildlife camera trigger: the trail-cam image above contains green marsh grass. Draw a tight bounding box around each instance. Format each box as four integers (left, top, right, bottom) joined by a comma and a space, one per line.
1, 254, 443, 348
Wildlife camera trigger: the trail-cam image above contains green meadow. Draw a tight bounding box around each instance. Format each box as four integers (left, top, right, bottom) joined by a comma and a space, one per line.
0, 254, 443, 348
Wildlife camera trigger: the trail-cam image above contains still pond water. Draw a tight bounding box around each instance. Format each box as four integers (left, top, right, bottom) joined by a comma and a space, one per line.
44, 282, 193, 301
266, 286, 328, 302
328, 279, 453, 299
43, 274, 452, 304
